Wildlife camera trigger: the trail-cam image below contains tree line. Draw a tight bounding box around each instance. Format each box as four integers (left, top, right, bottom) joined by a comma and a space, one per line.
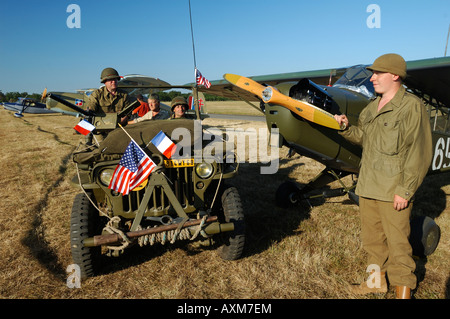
0, 91, 43, 103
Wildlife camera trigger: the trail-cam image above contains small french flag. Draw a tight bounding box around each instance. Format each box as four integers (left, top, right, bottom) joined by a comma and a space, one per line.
151, 130, 176, 159
74, 119, 95, 135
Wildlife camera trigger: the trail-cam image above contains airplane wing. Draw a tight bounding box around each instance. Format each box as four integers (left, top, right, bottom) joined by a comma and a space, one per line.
404, 56, 450, 107
118, 74, 171, 88
117, 75, 173, 96
196, 57, 450, 108
117, 74, 193, 97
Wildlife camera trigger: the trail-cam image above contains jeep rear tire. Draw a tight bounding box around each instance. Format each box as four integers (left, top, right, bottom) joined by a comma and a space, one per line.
70, 192, 101, 279
218, 186, 245, 260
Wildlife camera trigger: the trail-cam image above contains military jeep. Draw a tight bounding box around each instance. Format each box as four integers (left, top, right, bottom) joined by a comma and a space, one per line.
63, 102, 245, 279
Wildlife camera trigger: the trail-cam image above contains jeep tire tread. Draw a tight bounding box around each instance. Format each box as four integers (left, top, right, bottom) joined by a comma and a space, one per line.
218, 186, 245, 260
70, 192, 101, 279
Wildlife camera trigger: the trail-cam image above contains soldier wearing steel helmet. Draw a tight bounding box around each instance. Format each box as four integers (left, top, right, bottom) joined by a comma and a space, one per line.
335, 53, 432, 299
170, 96, 192, 119
85, 67, 133, 121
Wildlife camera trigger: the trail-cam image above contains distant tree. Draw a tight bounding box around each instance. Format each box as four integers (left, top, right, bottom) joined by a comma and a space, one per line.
158, 91, 190, 102
5, 92, 22, 102
0, 91, 43, 103
29, 93, 42, 101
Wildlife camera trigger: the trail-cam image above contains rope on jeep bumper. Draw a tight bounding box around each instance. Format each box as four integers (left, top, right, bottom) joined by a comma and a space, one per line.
103, 216, 132, 251
136, 215, 208, 247
75, 160, 134, 251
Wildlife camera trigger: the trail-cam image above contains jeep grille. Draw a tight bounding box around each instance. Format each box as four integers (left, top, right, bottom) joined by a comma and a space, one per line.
121, 167, 195, 215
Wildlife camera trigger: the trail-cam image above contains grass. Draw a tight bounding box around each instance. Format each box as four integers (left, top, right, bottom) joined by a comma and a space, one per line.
205, 101, 264, 116
0, 103, 448, 299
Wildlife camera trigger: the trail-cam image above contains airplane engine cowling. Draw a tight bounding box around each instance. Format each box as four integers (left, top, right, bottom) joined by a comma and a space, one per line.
289, 79, 339, 114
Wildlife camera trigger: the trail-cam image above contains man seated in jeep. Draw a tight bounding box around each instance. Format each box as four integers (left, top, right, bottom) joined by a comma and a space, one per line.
128, 93, 170, 124
170, 96, 192, 119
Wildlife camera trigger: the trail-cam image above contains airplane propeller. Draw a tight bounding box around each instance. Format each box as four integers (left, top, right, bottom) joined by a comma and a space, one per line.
223, 73, 344, 130
41, 88, 47, 102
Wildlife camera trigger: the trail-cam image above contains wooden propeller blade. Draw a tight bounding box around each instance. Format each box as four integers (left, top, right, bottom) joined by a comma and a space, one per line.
41, 88, 47, 102
223, 73, 342, 130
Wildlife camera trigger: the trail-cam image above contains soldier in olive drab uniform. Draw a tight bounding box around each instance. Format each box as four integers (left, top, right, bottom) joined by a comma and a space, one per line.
86, 67, 133, 118
335, 54, 432, 299
85, 68, 134, 144
170, 96, 190, 119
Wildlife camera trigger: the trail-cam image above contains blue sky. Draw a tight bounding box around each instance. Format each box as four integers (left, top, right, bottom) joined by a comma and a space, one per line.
1, 0, 449, 94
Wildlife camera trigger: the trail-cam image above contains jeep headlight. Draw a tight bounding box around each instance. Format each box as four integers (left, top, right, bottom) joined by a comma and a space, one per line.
99, 168, 114, 186
195, 162, 213, 179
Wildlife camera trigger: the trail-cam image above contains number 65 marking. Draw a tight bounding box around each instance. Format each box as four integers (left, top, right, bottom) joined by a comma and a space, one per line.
432, 137, 450, 170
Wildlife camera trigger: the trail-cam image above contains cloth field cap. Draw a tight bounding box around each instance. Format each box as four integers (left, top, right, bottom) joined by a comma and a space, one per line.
367, 53, 407, 79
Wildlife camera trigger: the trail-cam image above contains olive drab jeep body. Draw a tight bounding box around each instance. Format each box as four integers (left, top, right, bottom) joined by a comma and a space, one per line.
68, 112, 245, 279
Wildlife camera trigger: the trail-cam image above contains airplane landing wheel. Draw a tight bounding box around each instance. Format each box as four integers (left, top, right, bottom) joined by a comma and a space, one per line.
410, 216, 441, 258
275, 181, 301, 208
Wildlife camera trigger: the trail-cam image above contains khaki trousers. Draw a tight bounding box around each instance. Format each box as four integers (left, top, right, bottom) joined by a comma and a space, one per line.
359, 197, 416, 289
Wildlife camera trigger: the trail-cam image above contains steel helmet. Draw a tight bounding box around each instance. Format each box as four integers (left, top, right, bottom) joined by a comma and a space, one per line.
100, 67, 121, 83
170, 96, 189, 111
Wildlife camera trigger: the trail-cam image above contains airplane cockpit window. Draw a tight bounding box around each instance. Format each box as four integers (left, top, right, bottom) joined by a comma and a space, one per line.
333, 65, 375, 99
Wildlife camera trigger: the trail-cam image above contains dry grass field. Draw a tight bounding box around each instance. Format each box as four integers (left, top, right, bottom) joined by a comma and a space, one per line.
0, 102, 448, 300
205, 101, 263, 116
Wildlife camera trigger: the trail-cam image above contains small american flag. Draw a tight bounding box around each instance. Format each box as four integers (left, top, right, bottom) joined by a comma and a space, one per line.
195, 68, 211, 88
108, 141, 156, 195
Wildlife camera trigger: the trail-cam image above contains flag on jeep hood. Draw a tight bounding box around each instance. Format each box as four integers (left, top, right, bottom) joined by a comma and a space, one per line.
151, 130, 176, 159
74, 119, 95, 135
109, 141, 156, 195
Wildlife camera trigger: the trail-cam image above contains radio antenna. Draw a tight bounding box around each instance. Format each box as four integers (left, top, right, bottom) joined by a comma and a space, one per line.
189, 0, 197, 71
188, 0, 201, 119
445, 23, 450, 56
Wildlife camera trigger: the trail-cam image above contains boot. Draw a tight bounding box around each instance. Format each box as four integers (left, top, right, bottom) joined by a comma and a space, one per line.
350, 272, 388, 295
395, 286, 411, 299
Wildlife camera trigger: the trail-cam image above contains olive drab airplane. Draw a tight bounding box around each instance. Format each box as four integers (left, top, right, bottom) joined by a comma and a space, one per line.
198, 56, 450, 258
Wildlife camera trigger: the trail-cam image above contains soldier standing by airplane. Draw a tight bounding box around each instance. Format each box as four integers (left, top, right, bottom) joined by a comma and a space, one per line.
334, 54, 433, 299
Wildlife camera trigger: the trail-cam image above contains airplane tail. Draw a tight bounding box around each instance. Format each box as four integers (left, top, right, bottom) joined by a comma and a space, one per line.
188, 91, 207, 114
